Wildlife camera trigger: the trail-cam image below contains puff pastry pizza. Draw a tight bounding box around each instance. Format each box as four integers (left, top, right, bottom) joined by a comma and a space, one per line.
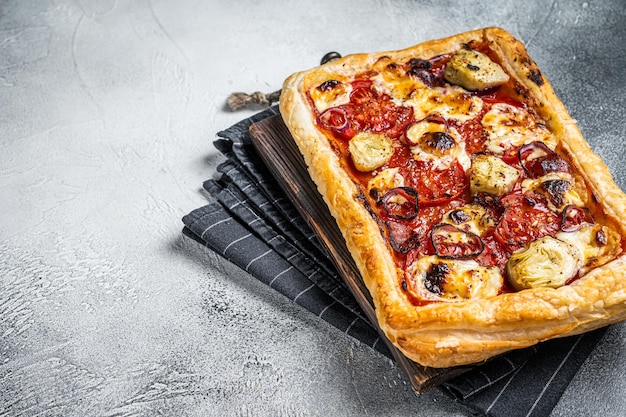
279, 27, 626, 368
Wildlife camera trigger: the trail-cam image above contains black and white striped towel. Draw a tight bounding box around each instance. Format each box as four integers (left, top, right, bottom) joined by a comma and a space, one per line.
182, 106, 606, 417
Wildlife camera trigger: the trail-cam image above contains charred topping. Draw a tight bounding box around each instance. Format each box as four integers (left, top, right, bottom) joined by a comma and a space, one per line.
369, 188, 381, 203
528, 68, 544, 86
449, 209, 472, 224
541, 179, 570, 207
519, 141, 571, 178
596, 229, 608, 246
401, 277, 408, 291
424, 262, 450, 295
539, 155, 571, 175
408, 68, 434, 86
318, 79, 341, 92
406, 58, 435, 86
421, 131, 456, 153
407, 58, 432, 69
524, 194, 541, 207
472, 192, 504, 216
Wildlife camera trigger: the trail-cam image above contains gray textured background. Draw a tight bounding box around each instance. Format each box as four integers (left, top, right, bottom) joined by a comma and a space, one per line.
1, 0, 625, 416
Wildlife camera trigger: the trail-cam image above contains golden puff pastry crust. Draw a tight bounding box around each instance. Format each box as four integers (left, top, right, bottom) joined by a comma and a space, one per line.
279, 27, 626, 368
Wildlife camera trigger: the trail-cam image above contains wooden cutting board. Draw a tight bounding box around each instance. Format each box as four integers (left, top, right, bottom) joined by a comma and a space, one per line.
249, 114, 472, 393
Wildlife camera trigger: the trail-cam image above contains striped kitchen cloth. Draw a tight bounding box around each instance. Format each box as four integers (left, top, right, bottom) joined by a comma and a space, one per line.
182, 106, 606, 417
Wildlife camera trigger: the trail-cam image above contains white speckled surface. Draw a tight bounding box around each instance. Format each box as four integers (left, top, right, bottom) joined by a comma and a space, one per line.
1, 0, 625, 415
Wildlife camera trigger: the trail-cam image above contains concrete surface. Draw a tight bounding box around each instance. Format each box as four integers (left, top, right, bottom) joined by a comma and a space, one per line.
1, 0, 625, 416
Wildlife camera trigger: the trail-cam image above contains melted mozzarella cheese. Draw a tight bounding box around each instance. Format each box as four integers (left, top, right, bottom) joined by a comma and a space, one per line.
405, 85, 484, 123
441, 204, 496, 236
406, 255, 502, 302
404, 118, 447, 145
371, 68, 419, 104
556, 224, 622, 275
367, 167, 404, 194
521, 172, 584, 210
410, 127, 471, 171
482, 103, 556, 154
309, 81, 352, 112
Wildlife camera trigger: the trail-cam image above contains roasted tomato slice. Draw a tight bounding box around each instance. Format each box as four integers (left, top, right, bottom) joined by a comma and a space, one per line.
455, 114, 485, 155
561, 204, 595, 232
318, 80, 413, 140
318, 107, 352, 138
494, 192, 560, 251
500, 145, 521, 167
475, 234, 510, 271
407, 160, 468, 207
386, 219, 422, 254
431, 223, 484, 259
346, 83, 414, 139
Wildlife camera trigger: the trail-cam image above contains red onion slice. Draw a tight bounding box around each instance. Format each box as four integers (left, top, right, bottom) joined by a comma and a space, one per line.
518, 141, 570, 178
431, 223, 484, 259
318, 107, 350, 133
381, 187, 419, 220
561, 205, 594, 232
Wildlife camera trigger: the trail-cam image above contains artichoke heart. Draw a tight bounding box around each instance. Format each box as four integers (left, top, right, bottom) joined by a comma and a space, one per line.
444, 49, 510, 91
406, 255, 502, 302
506, 236, 583, 291
349, 132, 394, 172
470, 154, 520, 197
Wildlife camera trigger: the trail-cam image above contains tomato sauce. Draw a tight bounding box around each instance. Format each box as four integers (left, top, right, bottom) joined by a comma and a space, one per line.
308, 45, 623, 303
